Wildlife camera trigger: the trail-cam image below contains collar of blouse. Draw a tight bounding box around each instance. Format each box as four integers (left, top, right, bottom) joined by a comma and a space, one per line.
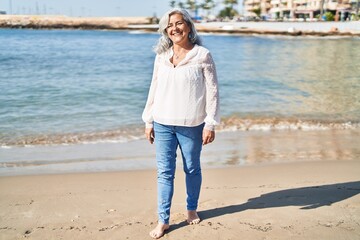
167, 44, 199, 68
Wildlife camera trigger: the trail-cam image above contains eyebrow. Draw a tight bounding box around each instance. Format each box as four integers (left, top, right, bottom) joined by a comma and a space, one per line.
168, 21, 184, 27
168, 20, 184, 25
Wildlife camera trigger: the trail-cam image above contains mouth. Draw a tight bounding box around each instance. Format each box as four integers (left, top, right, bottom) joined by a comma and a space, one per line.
171, 31, 182, 36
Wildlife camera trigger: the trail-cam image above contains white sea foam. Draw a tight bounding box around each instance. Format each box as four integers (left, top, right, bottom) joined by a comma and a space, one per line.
218, 117, 360, 132
0, 118, 359, 148
0, 145, 12, 149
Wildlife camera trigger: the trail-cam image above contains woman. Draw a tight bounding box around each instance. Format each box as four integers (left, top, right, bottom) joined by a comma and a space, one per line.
142, 8, 220, 239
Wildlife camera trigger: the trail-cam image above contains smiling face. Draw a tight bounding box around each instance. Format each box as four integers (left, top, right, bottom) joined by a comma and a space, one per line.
166, 13, 191, 46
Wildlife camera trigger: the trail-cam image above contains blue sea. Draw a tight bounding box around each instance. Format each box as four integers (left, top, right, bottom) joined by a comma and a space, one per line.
0, 29, 360, 147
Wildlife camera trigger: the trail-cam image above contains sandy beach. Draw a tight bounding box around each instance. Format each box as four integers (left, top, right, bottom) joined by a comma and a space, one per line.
1, 129, 360, 239
0, 160, 359, 240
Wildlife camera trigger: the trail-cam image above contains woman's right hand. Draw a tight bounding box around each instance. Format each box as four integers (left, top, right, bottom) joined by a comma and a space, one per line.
145, 128, 155, 144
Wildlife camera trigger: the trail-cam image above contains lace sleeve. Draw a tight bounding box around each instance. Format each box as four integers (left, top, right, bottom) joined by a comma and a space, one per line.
142, 55, 159, 128
203, 52, 220, 131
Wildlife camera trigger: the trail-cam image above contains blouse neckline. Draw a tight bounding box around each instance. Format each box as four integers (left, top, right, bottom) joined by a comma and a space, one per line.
168, 44, 199, 68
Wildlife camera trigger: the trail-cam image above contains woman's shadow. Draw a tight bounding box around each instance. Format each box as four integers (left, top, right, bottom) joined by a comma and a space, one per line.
170, 181, 360, 231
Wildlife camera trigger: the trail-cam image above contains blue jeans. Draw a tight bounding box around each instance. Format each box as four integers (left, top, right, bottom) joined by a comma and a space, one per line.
154, 122, 204, 224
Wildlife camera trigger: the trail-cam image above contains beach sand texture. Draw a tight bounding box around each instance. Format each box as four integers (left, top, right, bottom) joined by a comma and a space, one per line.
1, 159, 359, 239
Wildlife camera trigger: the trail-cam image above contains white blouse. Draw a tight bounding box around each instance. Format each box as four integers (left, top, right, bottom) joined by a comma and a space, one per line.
142, 44, 220, 131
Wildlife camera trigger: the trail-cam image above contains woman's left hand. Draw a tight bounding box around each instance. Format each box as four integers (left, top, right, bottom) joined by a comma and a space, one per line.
202, 129, 215, 145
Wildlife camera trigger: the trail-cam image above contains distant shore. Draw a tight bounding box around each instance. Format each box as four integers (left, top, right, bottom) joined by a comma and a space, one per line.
1, 15, 360, 37
197, 21, 360, 36
0, 15, 152, 30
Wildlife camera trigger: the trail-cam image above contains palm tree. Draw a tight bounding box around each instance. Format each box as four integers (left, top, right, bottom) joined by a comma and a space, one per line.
186, 0, 197, 12
178, 1, 185, 9
201, 0, 216, 18
170, 1, 176, 8
224, 0, 238, 9
185, 0, 200, 19
219, 0, 239, 18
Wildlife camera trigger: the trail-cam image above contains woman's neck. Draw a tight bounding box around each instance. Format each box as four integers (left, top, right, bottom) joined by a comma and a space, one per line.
173, 41, 194, 52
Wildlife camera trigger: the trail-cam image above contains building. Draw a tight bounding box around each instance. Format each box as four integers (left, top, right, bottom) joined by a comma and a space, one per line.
243, 0, 354, 20
269, 0, 295, 19
244, 0, 272, 19
0, 10, 6, 15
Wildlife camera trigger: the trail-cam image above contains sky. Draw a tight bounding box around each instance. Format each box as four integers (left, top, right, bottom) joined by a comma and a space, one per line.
2, 0, 168, 17
1, 0, 243, 17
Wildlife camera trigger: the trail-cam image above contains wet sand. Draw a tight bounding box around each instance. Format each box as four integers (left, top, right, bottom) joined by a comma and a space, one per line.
1, 129, 359, 176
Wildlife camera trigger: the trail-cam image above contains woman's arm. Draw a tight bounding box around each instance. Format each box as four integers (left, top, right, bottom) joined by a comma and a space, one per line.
142, 55, 160, 129
142, 55, 159, 144
203, 52, 220, 132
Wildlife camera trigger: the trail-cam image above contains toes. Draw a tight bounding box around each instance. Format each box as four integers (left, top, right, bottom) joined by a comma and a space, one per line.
149, 232, 160, 239
149, 230, 160, 239
149, 225, 169, 239
187, 218, 201, 225
149, 232, 156, 239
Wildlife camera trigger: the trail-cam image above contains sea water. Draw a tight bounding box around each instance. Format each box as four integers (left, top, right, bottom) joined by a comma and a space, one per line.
0, 29, 360, 175
1, 29, 359, 147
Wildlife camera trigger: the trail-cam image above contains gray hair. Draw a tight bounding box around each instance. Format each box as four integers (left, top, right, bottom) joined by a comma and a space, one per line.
154, 8, 202, 54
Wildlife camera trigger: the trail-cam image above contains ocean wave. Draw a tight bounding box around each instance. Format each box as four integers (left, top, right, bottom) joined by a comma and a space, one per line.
1, 117, 359, 148
218, 116, 360, 132
0, 127, 145, 148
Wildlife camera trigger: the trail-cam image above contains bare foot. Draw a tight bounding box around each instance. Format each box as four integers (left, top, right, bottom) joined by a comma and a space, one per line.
187, 210, 201, 225
149, 223, 169, 239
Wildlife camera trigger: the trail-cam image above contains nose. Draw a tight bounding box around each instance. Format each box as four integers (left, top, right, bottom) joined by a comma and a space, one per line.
170, 25, 179, 31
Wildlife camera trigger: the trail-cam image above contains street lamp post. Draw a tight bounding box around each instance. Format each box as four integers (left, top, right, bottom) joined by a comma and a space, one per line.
319, 0, 325, 19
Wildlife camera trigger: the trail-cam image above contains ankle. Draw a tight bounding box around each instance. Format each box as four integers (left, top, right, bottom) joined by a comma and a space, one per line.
157, 222, 169, 228
187, 210, 198, 214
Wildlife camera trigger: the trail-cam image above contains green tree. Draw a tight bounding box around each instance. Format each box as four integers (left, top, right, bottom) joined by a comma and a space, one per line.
218, 7, 238, 18
178, 1, 185, 9
186, 0, 197, 12
218, 0, 239, 18
252, 7, 261, 17
169, 1, 186, 9
324, 12, 334, 21
170, 1, 176, 8
224, 0, 238, 9
201, 0, 216, 17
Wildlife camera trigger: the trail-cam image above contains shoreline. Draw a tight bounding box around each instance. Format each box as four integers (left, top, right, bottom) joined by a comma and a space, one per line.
1, 15, 360, 37
1, 160, 359, 239
1, 128, 359, 176
1, 116, 359, 149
